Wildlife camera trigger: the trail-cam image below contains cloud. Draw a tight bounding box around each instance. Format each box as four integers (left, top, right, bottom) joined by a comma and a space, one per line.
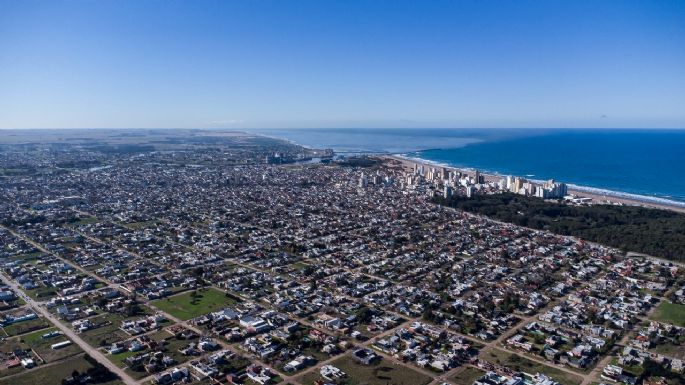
600, 115, 608, 119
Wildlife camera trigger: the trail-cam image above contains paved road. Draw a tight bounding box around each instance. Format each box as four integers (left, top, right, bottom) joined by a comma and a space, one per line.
0, 272, 138, 385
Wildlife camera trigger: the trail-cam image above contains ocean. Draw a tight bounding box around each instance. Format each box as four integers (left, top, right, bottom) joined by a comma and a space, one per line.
254, 128, 685, 206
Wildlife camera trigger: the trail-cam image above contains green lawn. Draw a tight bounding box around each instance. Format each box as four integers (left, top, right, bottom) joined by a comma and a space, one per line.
485, 349, 583, 385
650, 301, 685, 327
150, 287, 237, 320
20, 327, 60, 344
109, 349, 138, 368
297, 354, 432, 385
25, 286, 58, 300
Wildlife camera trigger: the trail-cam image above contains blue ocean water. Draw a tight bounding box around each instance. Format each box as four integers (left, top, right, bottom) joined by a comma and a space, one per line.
254, 128, 685, 205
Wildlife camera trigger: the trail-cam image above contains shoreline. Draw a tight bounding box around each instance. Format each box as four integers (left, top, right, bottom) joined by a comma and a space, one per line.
249, 130, 685, 214
385, 154, 685, 214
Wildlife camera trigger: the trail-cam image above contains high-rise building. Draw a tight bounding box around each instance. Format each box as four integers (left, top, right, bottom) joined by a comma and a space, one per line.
511, 177, 524, 193
443, 185, 452, 198
538, 180, 568, 198
498, 178, 506, 190
523, 182, 536, 196
359, 172, 368, 188
466, 185, 475, 198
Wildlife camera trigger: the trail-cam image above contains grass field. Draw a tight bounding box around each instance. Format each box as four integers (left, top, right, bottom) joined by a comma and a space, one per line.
115, 330, 201, 379
1, 317, 51, 336
652, 341, 685, 359
485, 349, 583, 385
0, 327, 81, 364
25, 286, 57, 300
451, 366, 486, 385
297, 354, 432, 385
650, 301, 685, 327
79, 313, 131, 347
17, 327, 82, 363
74, 217, 100, 225
0, 354, 123, 385
124, 220, 159, 229
149, 329, 199, 365
109, 349, 138, 368
150, 287, 237, 320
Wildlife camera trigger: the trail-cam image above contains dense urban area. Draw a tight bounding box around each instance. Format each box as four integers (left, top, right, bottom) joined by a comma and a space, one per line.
1, 130, 684, 385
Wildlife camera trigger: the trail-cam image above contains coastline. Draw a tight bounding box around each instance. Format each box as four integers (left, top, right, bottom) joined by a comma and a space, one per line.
250, 129, 685, 214
385, 154, 685, 214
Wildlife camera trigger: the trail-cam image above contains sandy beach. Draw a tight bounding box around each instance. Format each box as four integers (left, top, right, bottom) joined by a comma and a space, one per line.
384, 154, 685, 214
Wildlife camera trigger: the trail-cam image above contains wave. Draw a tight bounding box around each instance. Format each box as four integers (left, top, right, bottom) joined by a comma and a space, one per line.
396, 153, 685, 209
564, 184, 685, 208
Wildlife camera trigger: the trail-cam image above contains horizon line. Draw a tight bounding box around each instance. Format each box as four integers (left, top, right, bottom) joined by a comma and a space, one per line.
2, 127, 685, 131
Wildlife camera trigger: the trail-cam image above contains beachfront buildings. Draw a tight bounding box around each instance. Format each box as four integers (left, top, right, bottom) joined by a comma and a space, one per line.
405, 161, 568, 200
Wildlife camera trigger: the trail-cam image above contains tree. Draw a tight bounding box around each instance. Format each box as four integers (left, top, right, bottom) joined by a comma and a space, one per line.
356, 306, 373, 323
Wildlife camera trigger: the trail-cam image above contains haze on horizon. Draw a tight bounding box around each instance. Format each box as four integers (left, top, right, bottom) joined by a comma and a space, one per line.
1, 0, 684, 130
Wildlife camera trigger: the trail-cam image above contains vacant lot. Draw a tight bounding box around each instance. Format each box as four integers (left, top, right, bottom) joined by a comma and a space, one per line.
151, 288, 237, 320
1, 317, 51, 336
1, 326, 82, 365
485, 349, 583, 385
19, 327, 82, 362
650, 302, 685, 327
652, 342, 685, 360
297, 353, 432, 385
451, 366, 486, 385
79, 313, 132, 347
0, 354, 122, 385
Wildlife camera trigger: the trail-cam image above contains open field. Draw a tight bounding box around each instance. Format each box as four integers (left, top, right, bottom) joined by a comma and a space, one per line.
451, 366, 486, 385
652, 342, 685, 360
297, 354, 432, 385
650, 302, 685, 327
25, 286, 57, 300
112, 330, 201, 379
1, 326, 82, 369
1, 317, 51, 336
150, 287, 237, 320
0, 354, 123, 385
484, 349, 583, 385
79, 313, 136, 347
108, 350, 138, 368
17, 327, 82, 362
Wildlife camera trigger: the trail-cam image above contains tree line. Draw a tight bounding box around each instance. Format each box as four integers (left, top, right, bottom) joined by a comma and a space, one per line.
433, 193, 685, 262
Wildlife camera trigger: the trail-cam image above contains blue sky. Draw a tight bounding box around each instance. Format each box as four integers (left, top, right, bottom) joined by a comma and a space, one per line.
1, 0, 684, 129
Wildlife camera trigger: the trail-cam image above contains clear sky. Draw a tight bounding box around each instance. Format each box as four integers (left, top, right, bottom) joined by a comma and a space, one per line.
1, 0, 684, 129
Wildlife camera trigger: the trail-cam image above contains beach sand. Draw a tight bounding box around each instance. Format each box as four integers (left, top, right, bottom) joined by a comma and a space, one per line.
383, 155, 685, 214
